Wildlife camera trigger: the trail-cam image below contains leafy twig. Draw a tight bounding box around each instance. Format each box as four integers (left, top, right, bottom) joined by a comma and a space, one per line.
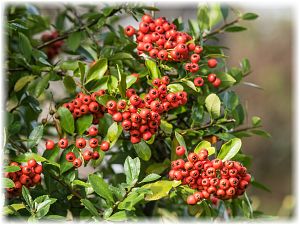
203, 18, 241, 39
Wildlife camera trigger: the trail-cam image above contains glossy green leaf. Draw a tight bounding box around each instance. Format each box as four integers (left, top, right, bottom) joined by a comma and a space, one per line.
217, 138, 242, 161
219, 73, 236, 88
225, 26, 247, 32
18, 32, 32, 61
142, 180, 181, 201
175, 131, 186, 149
14, 153, 47, 163
14, 75, 36, 92
197, 5, 210, 31
22, 186, 33, 209
160, 120, 173, 136
106, 122, 122, 147
167, 83, 184, 93
205, 93, 221, 119
27, 125, 44, 148
34, 195, 57, 218
57, 107, 75, 134
34, 73, 51, 97
110, 52, 133, 61
194, 140, 215, 156
81, 199, 99, 217
106, 211, 129, 221
66, 31, 81, 52
126, 75, 137, 88
89, 174, 114, 203
145, 59, 161, 79
117, 65, 126, 98
86, 58, 108, 84
3, 178, 15, 188
242, 13, 259, 20
63, 76, 76, 94
76, 114, 93, 135
4, 165, 21, 173
140, 173, 161, 183
3, 203, 25, 215
133, 140, 151, 161
124, 156, 140, 185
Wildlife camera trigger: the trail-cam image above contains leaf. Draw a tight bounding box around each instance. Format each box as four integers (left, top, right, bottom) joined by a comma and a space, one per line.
63, 76, 76, 94
242, 13, 259, 20
205, 93, 221, 119
175, 131, 186, 149
133, 140, 152, 161
251, 116, 261, 127
209, 4, 222, 28
42, 145, 60, 162
160, 120, 173, 136
89, 174, 114, 203
194, 141, 215, 156
240, 58, 251, 74
117, 65, 126, 98
221, 91, 239, 111
221, 5, 229, 20
167, 83, 184, 93
14, 75, 36, 92
251, 129, 271, 138
73, 179, 91, 188
225, 26, 247, 32
118, 189, 148, 211
126, 75, 137, 88
142, 180, 181, 201
66, 31, 81, 52
22, 186, 33, 209
34, 73, 51, 97
57, 107, 75, 134
106, 122, 122, 147
251, 181, 271, 192
3, 203, 25, 215
182, 79, 198, 91
96, 94, 117, 106
217, 138, 242, 161
106, 211, 129, 221
3, 178, 15, 188
110, 52, 134, 61
124, 156, 140, 185
60, 61, 78, 71
145, 59, 161, 79
197, 5, 210, 31
34, 195, 57, 218
76, 114, 93, 135
18, 32, 32, 61
140, 174, 161, 183
81, 199, 99, 217
27, 125, 44, 148
78, 61, 86, 84
14, 153, 47, 163
219, 73, 236, 88
4, 165, 21, 173
85, 58, 108, 84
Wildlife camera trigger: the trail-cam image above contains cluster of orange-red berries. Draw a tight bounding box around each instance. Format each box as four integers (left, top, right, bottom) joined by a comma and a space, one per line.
106, 76, 187, 143
63, 90, 106, 124
169, 148, 251, 205
41, 31, 64, 60
5, 160, 42, 195
45, 127, 110, 168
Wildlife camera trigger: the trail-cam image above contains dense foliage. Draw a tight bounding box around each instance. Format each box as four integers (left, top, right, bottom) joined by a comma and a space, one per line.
4, 3, 270, 222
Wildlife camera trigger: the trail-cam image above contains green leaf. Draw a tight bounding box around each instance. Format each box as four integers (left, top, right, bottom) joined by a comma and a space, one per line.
78, 61, 86, 84
3, 203, 25, 215
126, 75, 137, 88
57, 107, 75, 134
251, 181, 271, 192
242, 13, 259, 20
133, 140, 151, 161
145, 59, 161, 79
167, 83, 184, 93
117, 64, 126, 98
194, 140, 215, 156
81, 199, 99, 217
76, 114, 93, 135
73, 179, 91, 188
22, 186, 33, 209
182, 79, 198, 91
205, 93, 221, 119
106, 122, 122, 147
42, 145, 60, 162
34, 73, 51, 97
209, 4, 222, 28
85, 58, 108, 84
4, 165, 21, 173
89, 174, 114, 203
63, 76, 76, 94
219, 73, 236, 88
251, 129, 271, 138
14, 75, 36, 92
142, 180, 181, 201
251, 116, 261, 127
225, 26, 247, 32
197, 5, 210, 31
66, 31, 81, 52
33, 195, 57, 218
221, 91, 239, 111
124, 156, 140, 185
14, 153, 47, 163
3, 178, 15, 188
27, 125, 44, 148
96, 94, 117, 106
140, 173, 161, 183
19, 32, 32, 61
106, 211, 129, 221
118, 189, 149, 211
160, 120, 173, 136
240, 58, 251, 74
220, 5, 229, 20
217, 138, 242, 161
110, 52, 134, 61
175, 131, 186, 149
60, 61, 79, 71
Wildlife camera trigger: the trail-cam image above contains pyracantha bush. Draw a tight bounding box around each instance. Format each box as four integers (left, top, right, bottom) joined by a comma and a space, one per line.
4, 3, 270, 222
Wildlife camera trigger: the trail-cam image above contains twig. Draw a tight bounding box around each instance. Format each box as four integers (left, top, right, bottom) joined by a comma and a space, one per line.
203, 18, 241, 39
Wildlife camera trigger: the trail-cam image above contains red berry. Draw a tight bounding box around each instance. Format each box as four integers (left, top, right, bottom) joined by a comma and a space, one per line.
88, 127, 98, 136
142, 14, 153, 23
22, 166, 31, 175
149, 48, 159, 58
80, 104, 89, 115
100, 141, 110, 151
89, 138, 99, 148
58, 138, 68, 149
66, 152, 76, 162
130, 136, 141, 144
176, 146, 186, 156
122, 120, 132, 130
34, 165, 43, 174
106, 100, 117, 111
125, 25, 135, 37
20, 175, 31, 185
27, 159, 37, 168
129, 95, 141, 106
82, 95, 91, 105
112, 112, 123, 122
207, 58, 217, 68
89, 102, 99, 113
126, 89, 136, 98
45, 140, 55, 150
76, 138, 86, 149
194, 46, 203, 54
212, 78, 221, 87
83, 150, 93, 161
92, 151, 100, 160
187, 195, 197, 205
194, 77, 204, 87
73, 158, 82, 168
157, 50, 168, 60
117, 100, 127, 110
190, 54, 200, 63
142, 131, 152, 141
161, 76, 170, 85
207, 73, 217, 83
152, 78, 161, 87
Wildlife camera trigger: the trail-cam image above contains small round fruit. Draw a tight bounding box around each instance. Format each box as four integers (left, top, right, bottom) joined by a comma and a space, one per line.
73, 158, 82, 168
176, 146, 186, 156
124, 25, 135, 37
187, 195, 197, 205
34, 165, 43, 174
58, 138, 68, 149
76, 138, 86, 149
89, 138, 99, 148
22, 166, 31, 175
207, 58, 217, 68
27, 159, 37, 168
32, 174, 41, 184
88, 127, 98, 136
100, 141, 110, 151
212, 78, 221, 87
83, 150, 93, 161
92, 151, 100, 160
194, 77, 204, 87
207, 73, 217, 83
66, 152, 76, 162
45, 140, 55, 150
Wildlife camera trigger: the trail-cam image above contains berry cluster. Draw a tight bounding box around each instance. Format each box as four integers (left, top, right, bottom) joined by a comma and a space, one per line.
193, 73, 222, 88
169, 149, 251, 205
45, 127, 110, 168
63, 90, 106, 124
41, 31, 64, 60
5, 160, 42, 195
124, 14, 218, 73
106, 76, 187, 144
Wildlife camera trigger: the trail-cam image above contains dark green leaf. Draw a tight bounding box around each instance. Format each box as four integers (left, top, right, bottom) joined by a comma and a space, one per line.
251, 181, 271, 192
76, 114, 93, 135
117, 64, 126, 98
85, 58, 108, 84
89, 174, 114, 203
18, 32, 32, 61
126, 75, 137, 89
57, 107, 75, 134
22, 186, 33, 209
34, 73, 51, 97
81, 199, 99, 217
110, 52, 134, 61
124, 156, 140, 185
175, 131, 186, 149
251, 129, 271, 138
133, 141, 151, 161
225, 26, 247, 32
242, 13, 259, 20
27, 125, 44, 148
160, 120, 173, 136
66, 31, 81, 52
63, 76, 76, 94
106, 122, 122, 147
145, 59, 161, 79
197, 5, 210, 31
